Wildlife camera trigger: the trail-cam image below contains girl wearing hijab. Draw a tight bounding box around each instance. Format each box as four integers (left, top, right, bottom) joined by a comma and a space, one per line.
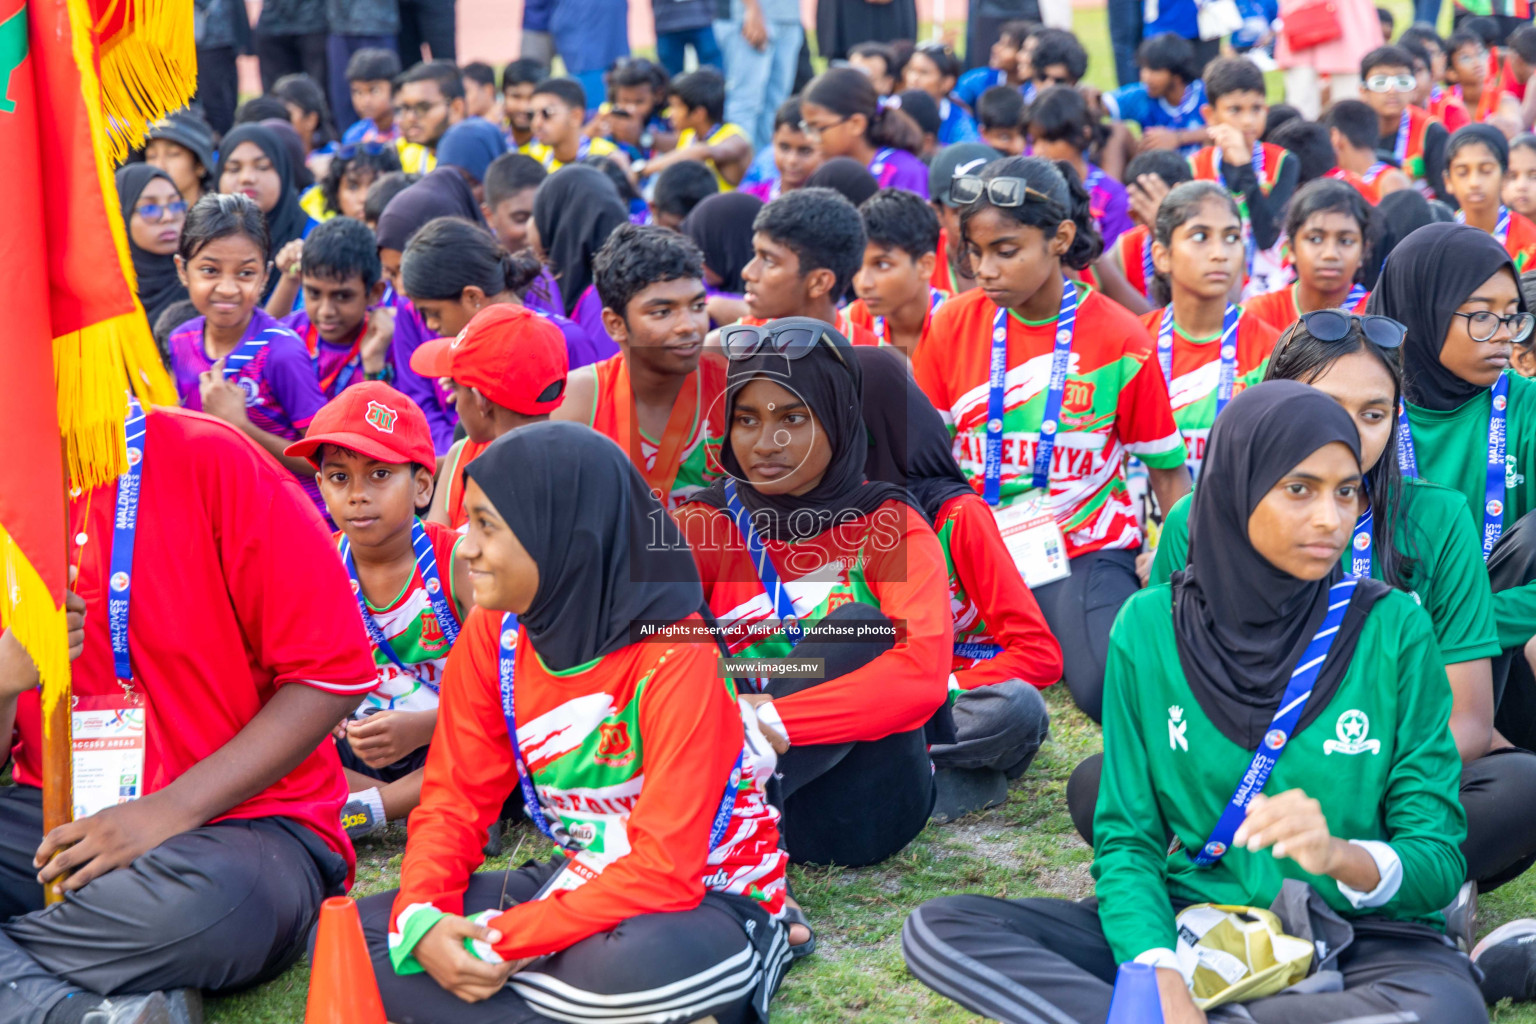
373, 167, 487, 453
218, 125, 316, 302
1363, 188, 1438, 289
905, 381, 1478, 1024
855, 347, 1061, 822
681, 191, 762, 327
674, 321, 953, 868
532, 164, 631, 348
116, 164, 189, 326
1370, 222, 1536, 750
912, 156, 1191, 724
357, 422, 794, 1024
1134, 312, 1536, 907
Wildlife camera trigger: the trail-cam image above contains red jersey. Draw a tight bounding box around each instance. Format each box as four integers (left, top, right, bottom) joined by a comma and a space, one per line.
1243, 283, 1370, 335
1324, 166, 1380, 205
442, 437, 492, 530
1190, 141, 1290, 194
934, 493, 1063, 689
389, 612, 787, 962
913, 286, 1187, 558
934, 228, 967, 294
1427, 86, 1470, 132
845, 287, 950, 352
1113, 224, 1155, 301
1501, 210, 1536, 272
587, 352, 728, 509
15, 409, 378, 876
737, 311, 879, 347
673, 500, 953, 746
1391, 106, 1439, 193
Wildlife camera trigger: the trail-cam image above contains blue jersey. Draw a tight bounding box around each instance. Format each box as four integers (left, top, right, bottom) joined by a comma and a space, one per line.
938, 98, 981, 146
1104, 79, 1207, 155
955, 67, 1005, 108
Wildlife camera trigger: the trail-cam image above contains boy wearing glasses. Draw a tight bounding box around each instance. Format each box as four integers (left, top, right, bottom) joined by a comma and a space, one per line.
1446, 30, 1495, 123
1445, 125, 1536, 273
392, 60, 467, 174
342, 48, 403, 145
527, 78, 620, 172
1359, 45, 1448, 201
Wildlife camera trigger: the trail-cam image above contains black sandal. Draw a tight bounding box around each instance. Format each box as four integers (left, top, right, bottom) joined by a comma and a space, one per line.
783, 903, 818, 961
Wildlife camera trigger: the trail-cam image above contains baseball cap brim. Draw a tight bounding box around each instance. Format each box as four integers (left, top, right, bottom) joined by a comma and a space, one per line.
284, 429, 432, 470
409, 337, 456, 379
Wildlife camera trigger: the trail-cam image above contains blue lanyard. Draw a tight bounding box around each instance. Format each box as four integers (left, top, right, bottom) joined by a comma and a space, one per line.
1349, 506, 1373, 578
1394, 109, 1410, 164
1344, 283, 1367, 310
1397, 376, 1508, 559
108, 400, 148, 684
1157, 304, 1241, 416
341, 518, 460, 689
953, 641, 1001, 660
1363, 162, 1385, 183
497, 613, 740, 850
1213, 143, 1264, 272
723, 479, 803, 644
985, 277, 1078, 503
873, 288, 946, 343
1190, 578, 1357, 867
1456, 206, 1511, 247
1140, 234, 1156, 301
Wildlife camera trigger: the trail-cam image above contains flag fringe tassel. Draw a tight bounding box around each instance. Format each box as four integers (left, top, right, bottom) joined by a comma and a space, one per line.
0, 529, 68, 727
93, 0, 197, 162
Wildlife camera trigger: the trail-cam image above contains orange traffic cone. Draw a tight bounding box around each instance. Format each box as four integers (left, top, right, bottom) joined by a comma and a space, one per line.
306, 896, 387, 1024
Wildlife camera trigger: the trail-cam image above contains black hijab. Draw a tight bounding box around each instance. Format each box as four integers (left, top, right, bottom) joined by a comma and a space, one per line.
465, 421, 705, 672
806, 158, 880, 209
855, 347, 974, 522
1366, 221, 1522, 411
1363, 189, 1435, 289
533, 164, 630, 317
374, 167, 482, 253
218, 123, 311, 260
691, 328, 917, 540
1173, 381, 1389, 749
681, 191, 763, 296
115, 164, 188, 325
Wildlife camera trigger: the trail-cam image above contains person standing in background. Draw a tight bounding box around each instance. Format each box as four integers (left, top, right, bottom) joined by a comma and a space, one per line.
716, 0, 802, 152
1275, 0, 1383, 119
816, 0, 917, 61
655, 0, 723, 75
397, 0, 456, 64
256, 0, 329, 96
326, 0, 399, 129
194, 0, 250, 136
552, 0, 631, 113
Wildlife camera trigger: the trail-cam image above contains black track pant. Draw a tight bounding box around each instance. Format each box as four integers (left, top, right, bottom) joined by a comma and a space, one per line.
766, 602, 934, 867
1066, 748, 1536, 891
355, 857, 790, 1024
1488, 511, 1536, 749
1029, 548, 1140, 724
903, 894, 1487, 1024
0, 785, 345, 1024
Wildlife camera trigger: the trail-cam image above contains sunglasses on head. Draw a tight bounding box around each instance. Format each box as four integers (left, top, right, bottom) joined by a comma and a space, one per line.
1285, 308, 1406, 349
949, 175, 1055, 208
719, 317, 851, 369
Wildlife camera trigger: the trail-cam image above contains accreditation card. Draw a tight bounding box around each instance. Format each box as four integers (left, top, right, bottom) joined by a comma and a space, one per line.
70, 694, 146, 819
992, 491, 1071, 589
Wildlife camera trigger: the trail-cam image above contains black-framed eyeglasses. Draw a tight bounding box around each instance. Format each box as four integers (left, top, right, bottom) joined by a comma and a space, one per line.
133, 199, 188, 223
394, 100, 443, 118
335, 141, 391, 161
1451, 309, 1536, 343
950, 175, 1055, 208
719, 317, 851, 370
1287, 308, 1406, 349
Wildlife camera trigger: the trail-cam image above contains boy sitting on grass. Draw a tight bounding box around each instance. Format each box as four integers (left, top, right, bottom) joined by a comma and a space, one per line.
286, 383, 471, 839
848, 188, 947, 360
638, 67, 752, 191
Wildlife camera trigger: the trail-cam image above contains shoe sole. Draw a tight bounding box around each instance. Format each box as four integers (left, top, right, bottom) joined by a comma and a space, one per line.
1472, 917, 1536, 962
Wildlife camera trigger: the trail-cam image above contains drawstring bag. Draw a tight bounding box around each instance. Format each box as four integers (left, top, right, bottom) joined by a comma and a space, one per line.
1174, 903, 1315, 1009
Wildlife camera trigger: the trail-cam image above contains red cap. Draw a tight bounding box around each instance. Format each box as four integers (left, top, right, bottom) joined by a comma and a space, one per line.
284, 381, 438, 472
408, 304, 568, 415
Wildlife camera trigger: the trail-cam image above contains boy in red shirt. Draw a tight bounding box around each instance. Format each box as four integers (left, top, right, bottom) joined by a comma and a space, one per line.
848, 188, 949, 360
1361, 45, 1451, 200
415, 305, 568, 530
286, 383, 471, 839
1445, 124, 1536, 273
0, 405, 375, 1023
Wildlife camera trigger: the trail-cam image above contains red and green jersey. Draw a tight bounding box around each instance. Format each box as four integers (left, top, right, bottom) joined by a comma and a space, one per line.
1138, 306, 1279, 474
933, 493, 1063, 690
738, 311, 880, 347
334, 519, 465, 714
390, 612, 787, 965
673, 500, 954, 746
1243, 283, 1370, 336
441, 436, 492, 530
1388, 106, 1438, 195
1427, 87, 1470, 132
1324, 166, 1381, 206
846, 287, 951, 352
587, 352, 728, 509
912, 286, 1187, 559
1190, 142, 1290, 195
1112, 224, 1155, 300
1500, 210, 1536, 272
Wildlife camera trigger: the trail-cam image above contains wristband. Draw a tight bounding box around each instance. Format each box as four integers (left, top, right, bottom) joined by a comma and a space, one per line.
365, 365, 395, 382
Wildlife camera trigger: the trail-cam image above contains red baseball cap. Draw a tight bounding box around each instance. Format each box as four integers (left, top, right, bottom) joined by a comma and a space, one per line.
408, 304, 568, 416
284, 381, 438, 472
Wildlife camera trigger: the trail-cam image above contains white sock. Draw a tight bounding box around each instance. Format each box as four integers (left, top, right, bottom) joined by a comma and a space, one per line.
350, 786, 386, 827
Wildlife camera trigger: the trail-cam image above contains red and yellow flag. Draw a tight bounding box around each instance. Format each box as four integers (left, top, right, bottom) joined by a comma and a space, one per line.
0, 0, 187, 777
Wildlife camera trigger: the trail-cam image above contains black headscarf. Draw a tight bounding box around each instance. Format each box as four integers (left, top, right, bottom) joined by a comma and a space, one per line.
115, 164, 188, 326
533, 164, 630, 317
217, 123, 310, 255
806, 157, 880, 208
1363, 189, 1435, 290
1366, 221, 1522, 411
465, 421, 705, 672
681, 192, 763, 296
1172, 381, 1389, 749
259, 117, 316, 189
374, 167, 482, 253
691, 327, 917, 540
855, 347, 974, 522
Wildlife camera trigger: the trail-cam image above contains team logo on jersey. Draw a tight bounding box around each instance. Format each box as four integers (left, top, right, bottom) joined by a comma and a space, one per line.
1264, 728, 1286, 750
365, 401, 397, 433
420, 613, 448, 653
1168, 705, 1188, 751
1323, 709, 1380, 755
1062, 380, 1095, 414
1508, 455, 1526, 490
110, 571, 129, 592
238, 378, 261, 405
594, 721, 634, 766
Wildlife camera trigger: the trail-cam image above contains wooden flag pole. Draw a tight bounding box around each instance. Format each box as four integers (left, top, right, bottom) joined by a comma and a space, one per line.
41, 449, 74, 905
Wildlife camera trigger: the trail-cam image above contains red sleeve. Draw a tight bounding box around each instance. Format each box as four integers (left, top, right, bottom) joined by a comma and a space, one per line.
945, 496, 1063, 691
672, 503, 723, 602
772, 505, 954, 745
911, 309, 954, 419
391, 609, 519, 923
486, 640, 741, 958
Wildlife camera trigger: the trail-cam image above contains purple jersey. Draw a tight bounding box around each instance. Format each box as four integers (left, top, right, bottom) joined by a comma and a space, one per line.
387, 298, 460, 455
1085, 164, 1133, 250
281, 310, 375, 400
522, 268, 566, 319
570, 285, 621, 369
868, 148, 930, 199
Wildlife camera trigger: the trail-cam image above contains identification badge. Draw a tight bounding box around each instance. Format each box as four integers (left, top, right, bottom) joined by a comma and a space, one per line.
70, 694, 146, 819
992, 493, 1071, 589
531, 848, 620, 901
